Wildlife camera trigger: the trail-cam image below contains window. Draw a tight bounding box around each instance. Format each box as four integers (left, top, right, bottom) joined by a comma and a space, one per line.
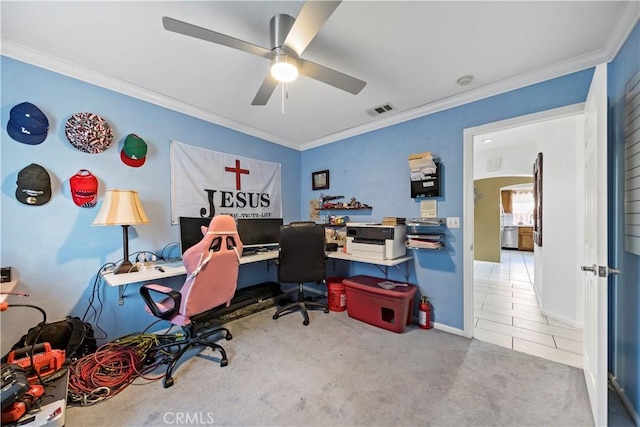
511, 190, 534, 225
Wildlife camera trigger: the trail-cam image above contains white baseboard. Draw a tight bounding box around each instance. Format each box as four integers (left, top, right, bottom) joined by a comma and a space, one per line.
433, 322, 465, 336
539, 308, 583, 329
409, 317, 466, 336
609, 372, 640, 425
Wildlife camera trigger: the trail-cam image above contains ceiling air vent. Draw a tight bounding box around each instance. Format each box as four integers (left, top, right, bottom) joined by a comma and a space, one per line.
366, 102, 396, 117
486, 157, 502, 172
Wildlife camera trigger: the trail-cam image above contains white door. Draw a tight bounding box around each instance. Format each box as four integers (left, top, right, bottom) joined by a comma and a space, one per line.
581, 63, 608, 426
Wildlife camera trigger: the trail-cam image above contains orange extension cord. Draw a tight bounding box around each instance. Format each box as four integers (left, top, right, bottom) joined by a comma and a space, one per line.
67, 336, 170, 406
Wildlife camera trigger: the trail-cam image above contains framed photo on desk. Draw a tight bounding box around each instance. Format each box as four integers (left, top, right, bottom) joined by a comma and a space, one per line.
312, 170, 329, 190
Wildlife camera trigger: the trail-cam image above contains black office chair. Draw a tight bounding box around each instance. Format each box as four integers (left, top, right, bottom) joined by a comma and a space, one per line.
273, 221, 329, 325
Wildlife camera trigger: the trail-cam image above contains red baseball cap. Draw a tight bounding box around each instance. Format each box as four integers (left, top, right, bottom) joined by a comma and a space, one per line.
70, 169, 98, 208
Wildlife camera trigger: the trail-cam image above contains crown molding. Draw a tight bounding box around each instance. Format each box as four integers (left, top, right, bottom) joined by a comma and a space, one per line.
2, 2, 637, 153
0, 40, 299, 151
604, 2, 640, 59
300, 47, 610, 151
300, 2, 640, 151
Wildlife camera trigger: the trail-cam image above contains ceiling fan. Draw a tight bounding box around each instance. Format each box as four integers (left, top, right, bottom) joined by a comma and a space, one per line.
162, 1, 366, 106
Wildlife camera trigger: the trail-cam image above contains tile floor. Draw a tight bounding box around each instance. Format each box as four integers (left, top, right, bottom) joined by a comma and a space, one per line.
473, 249, 583, 368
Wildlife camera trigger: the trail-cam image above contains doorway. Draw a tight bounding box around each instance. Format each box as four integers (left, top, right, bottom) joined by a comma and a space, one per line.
462, 104, 586, 367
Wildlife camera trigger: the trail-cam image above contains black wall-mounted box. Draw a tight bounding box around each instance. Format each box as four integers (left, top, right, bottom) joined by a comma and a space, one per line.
410, 162, 441, 198
1, 267, 11, 283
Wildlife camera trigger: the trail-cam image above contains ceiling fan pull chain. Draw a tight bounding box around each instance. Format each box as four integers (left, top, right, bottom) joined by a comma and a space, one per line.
281, 83, 291, 114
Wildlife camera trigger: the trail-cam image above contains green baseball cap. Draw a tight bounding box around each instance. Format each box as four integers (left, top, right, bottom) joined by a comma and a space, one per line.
121, 134, 148, 167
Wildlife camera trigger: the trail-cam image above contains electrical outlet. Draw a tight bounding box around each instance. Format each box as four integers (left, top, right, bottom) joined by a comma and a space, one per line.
446, 217, 460, 228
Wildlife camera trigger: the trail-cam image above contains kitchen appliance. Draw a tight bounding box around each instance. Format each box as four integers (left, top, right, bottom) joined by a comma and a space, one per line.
502, 226, 518, 249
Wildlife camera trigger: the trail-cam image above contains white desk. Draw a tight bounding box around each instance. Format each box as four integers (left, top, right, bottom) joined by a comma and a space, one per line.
101, 249, 412, 304
1, 278, 19, 303
101, 251, 279, 304
326, 251, 412, 280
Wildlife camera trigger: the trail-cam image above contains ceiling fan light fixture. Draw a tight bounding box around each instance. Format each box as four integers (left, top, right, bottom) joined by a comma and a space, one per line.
271, 54, 298, 83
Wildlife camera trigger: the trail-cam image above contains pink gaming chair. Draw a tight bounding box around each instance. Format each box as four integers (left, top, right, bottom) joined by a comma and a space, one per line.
140, 214, 243, 388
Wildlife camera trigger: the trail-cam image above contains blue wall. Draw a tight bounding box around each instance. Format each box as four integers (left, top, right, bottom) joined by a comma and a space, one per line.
608, 22, 640, 418
1, 53, 593, 342
2, 24, 638, 418
0, 56, 306, 347
301, 70, 594, 329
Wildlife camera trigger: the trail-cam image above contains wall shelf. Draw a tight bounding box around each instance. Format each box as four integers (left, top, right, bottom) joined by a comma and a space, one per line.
406, 218, 446, 250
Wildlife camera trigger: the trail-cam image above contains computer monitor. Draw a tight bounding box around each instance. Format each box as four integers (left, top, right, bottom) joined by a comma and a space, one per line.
178, 216, 212, 254
179, 217, 284, 254
236, 218, 283, 250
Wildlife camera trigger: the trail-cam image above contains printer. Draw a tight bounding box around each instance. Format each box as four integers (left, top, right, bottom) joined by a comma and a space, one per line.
345, 223, 406, 261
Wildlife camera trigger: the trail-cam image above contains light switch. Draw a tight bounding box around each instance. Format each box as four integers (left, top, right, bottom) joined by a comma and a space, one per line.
446, 217, 460, 228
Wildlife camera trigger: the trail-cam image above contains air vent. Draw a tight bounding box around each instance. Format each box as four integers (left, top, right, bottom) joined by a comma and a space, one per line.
366, 102, 396, 117
486, 157, 502, 172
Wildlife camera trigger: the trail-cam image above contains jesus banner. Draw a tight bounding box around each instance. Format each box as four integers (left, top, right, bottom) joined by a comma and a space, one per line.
170, 140, 282, 223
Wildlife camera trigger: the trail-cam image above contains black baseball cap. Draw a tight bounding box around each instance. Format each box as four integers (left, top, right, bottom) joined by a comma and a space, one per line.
16, 163, 52, 206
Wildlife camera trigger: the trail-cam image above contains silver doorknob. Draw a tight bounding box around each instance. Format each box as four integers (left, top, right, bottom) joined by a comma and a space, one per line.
598, 266, 621, 277
581, 264, 597, 275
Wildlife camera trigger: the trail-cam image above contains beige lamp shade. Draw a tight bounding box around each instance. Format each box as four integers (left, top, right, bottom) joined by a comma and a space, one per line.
92, 189, 149, 226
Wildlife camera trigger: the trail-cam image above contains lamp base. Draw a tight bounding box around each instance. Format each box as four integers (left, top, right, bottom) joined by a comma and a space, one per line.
114, 260, 138, 275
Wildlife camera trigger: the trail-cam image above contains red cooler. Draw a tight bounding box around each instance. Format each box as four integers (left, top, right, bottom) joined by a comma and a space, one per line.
342, 275, 417, 333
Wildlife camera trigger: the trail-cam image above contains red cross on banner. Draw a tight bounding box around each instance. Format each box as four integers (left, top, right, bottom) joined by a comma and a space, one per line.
225, 159, 249, 190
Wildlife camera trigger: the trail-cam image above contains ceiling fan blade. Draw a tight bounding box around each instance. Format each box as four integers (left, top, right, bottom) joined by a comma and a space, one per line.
283, 1, 341, 56
251, 72, 279, 105
163, 16, 271, 59
298, 58, 366, 95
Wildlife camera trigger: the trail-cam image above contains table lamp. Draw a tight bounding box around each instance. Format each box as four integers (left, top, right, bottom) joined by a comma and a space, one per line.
93, 189, 149, 274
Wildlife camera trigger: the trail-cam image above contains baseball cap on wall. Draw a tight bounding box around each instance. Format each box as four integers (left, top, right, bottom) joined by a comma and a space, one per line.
70, 169, 98, 208
7, 102, 50, 145
120, 134, 148, 167
15, 163, 52, 206
64, 112, 113, 154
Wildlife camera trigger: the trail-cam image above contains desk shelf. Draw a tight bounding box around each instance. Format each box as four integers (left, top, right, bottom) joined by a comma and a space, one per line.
319, 207, 372, 211
101, 251, 279, 305
327, 252, 412, 280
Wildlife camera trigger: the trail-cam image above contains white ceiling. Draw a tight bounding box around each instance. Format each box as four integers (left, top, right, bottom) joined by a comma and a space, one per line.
1, 1, 638, 151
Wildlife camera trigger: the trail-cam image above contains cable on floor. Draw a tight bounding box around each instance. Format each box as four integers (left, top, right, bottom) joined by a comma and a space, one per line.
67, 332, 179, 406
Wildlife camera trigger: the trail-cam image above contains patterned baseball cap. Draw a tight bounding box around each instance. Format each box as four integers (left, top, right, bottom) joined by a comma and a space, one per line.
70, 169, 98, 208
65, 112, 113, 154
15, 163, 52, 206
120, 134, 148, 167
7, 102, 50, 145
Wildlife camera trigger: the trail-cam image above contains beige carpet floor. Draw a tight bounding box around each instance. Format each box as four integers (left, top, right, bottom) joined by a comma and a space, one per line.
66, 306, 594, 426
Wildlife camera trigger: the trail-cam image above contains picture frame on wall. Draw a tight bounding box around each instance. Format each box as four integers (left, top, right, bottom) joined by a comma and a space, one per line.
312, 170, 329, 191
533, 152, 543, 247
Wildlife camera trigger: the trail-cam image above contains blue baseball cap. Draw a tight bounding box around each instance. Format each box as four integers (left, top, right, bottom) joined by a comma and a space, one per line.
7, 102, 50, 145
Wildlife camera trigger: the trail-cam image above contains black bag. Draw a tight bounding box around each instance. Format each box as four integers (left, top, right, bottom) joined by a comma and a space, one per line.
9, 316, 97, 361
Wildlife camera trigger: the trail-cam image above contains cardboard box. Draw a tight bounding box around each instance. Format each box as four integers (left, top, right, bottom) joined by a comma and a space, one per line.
342, 275, 417, 333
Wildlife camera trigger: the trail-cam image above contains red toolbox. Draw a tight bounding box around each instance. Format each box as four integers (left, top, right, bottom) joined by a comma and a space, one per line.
342, 275, 417, 333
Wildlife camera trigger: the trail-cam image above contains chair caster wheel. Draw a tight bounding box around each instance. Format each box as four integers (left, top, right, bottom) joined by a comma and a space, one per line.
220, 359, 228, 367
225, 333, 233, 341
273, 314, 278, 320
303, 320, 309, 326
163, 377, 175, 388
324, 308, 329, 313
